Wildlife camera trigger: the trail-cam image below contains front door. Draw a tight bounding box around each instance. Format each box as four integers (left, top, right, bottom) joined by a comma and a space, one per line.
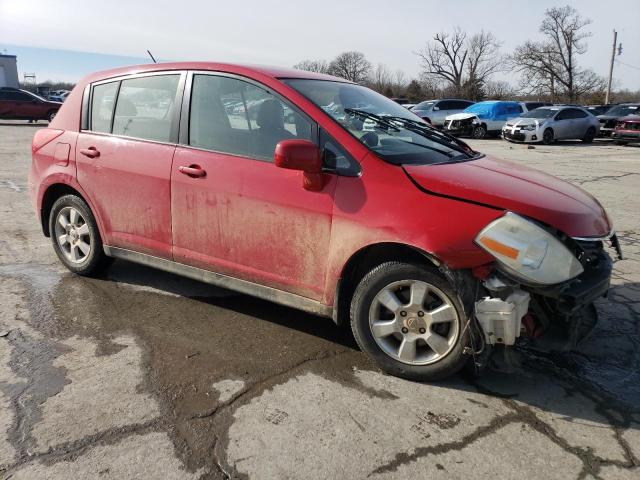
76, 73, 184, 258
171, 73, 336, 300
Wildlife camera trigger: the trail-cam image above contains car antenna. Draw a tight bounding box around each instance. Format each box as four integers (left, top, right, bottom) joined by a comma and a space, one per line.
147, 50, 157, 64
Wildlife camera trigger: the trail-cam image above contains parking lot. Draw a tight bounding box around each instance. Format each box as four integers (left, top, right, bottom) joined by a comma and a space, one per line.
0, 121, 638, 479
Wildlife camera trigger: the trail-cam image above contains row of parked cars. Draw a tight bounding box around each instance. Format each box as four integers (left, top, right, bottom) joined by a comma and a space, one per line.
406, 99, 640, 145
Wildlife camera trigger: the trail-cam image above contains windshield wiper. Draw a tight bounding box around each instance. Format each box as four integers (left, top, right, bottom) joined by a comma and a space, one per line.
344, 108, 401, 132
384, 116, 476, 157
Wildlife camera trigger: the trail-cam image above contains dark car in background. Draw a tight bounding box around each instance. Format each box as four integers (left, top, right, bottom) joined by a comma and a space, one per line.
597, 104, 640, 136
0, 87, 62, 122
412, 99, 475, 128
612, 116, 640, 145
585, 105, 614, 116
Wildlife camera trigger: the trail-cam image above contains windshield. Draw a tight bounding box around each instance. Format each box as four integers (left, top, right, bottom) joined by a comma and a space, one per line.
463, 102, 495, 119
283, 79, 478, 165
414, 101, 435, 111
521, 108, 558, 119
605, 105, 639, 116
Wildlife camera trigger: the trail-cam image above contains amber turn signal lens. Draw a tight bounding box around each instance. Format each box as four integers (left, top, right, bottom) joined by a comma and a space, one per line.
478, 236, 519, 260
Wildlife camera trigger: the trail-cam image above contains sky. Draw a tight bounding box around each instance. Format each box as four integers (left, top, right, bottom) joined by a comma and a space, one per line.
1, 0, 639, 90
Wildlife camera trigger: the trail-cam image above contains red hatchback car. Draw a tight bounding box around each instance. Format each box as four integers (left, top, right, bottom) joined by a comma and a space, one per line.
29, 63, 621, 380
0, 87, 62, 122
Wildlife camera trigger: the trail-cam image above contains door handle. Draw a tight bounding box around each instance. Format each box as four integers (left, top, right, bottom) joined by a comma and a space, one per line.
80, 147, 100, 158
178, 165, 206, 178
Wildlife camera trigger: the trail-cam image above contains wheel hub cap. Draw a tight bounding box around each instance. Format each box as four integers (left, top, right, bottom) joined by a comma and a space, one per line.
54, 207, 91, 264
368, 279, 460, 366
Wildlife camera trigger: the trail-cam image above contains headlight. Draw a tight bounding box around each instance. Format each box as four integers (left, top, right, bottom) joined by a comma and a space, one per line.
475, 212, 583, 285
522, 124, 536, 131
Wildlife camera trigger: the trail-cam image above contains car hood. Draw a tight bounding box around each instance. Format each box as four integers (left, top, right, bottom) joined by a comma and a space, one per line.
597, 115, 619, 121
404, 156, 611, 238
504, 118, 539, 128
446, 112, 476, 121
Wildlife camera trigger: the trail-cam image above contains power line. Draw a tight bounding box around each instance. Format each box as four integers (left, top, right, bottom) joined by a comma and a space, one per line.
615, 59, 640, 71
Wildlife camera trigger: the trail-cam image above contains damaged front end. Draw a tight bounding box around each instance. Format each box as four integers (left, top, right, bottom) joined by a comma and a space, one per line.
466, 212, 619, 353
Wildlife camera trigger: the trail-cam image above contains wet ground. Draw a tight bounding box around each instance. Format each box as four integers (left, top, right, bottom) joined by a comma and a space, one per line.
0, 121, 639, 479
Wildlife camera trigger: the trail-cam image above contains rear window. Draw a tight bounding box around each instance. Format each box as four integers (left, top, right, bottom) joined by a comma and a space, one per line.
112, 75, 180, 142
90, 82, 118, 133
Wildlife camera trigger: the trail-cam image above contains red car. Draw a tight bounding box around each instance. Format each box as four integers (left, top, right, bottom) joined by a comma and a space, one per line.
0, 87, 61, 122
28, 63, 620, 381
612, 116, 640, 145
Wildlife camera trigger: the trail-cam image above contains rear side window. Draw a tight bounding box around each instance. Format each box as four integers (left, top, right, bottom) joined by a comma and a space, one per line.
189, 74, 313, 161
91, 82, 118, 133
112, 75, 180, 142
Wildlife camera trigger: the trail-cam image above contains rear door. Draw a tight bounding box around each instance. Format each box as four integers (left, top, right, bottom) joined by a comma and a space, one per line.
554, 109, 575, 139
0, 90, 13, 117
570, 108, 591, 138
76, 72, 185, 258
171, 72, 336, 300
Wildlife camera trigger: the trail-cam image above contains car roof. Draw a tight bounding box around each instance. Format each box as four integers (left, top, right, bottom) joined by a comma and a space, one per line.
80, 61, 348, 85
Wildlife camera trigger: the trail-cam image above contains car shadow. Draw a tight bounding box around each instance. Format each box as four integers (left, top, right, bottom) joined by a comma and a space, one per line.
49, 258, 639, 428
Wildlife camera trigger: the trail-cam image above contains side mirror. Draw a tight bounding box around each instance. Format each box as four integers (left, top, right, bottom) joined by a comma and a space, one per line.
433, 106, 440, 111
274, 139, 324, 191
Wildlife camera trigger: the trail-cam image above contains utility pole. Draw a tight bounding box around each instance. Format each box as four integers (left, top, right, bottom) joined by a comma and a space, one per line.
605, 29, 617, 105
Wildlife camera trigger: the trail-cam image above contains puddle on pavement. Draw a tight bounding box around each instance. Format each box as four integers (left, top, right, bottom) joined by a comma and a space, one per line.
2, 256, 639, 476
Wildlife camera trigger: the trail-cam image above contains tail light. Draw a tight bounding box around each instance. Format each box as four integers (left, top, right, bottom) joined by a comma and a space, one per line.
32, 129, 64, 154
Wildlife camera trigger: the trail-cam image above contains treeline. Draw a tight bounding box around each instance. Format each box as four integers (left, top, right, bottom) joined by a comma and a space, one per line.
294, 5, 638, 104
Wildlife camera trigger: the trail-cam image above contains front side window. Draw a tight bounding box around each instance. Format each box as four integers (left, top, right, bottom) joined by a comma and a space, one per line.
91, 81, 118, 133
189, 74, 313, 161
283, 79, 477, 166
112, 74, 180, 142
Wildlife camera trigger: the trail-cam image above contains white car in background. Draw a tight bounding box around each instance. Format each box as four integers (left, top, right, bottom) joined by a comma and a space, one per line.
502, 106, 599, 144
411, 99, 475, 128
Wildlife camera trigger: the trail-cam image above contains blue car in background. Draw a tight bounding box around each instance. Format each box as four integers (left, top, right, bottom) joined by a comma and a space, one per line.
443, 101, 531, 138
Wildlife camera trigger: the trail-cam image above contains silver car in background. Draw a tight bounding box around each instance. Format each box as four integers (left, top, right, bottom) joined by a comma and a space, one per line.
411, 99, 474, 128
502, 106, 599, 145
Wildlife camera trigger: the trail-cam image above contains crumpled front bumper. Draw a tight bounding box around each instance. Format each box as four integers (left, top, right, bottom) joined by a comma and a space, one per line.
521, 237, 618, 314
502, 125, 540, 143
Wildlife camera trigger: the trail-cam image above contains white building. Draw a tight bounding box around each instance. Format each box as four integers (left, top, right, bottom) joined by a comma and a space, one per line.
0, 54, 19, 89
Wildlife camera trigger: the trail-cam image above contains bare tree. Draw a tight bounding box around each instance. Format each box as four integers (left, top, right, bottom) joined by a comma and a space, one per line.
417, 28, 504, 99
417, 28, 468, 92
328, 51, 372, 83
293, 59, 330, 74
370, 63, 393, 93
484, 80, 516, 100
512, 5, 605, 102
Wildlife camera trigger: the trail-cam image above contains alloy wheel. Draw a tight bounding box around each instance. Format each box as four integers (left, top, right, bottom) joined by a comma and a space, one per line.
54, 207, 91, 263
368, 280, 459, 365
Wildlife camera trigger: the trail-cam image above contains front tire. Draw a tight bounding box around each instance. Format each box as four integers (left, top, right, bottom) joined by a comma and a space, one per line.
471, 124, 487, 139
47, 111, 57, 123
542, 128, 554, 145
49, 194, 110, 276
350, 262, 469, 381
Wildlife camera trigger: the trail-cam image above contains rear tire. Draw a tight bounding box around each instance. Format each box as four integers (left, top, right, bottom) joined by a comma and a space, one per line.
582, 127, 596, 143
47, 111, 57, 123
350, 262, 469, 381
49, 194, 110, 276
542, 128, 554, 145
